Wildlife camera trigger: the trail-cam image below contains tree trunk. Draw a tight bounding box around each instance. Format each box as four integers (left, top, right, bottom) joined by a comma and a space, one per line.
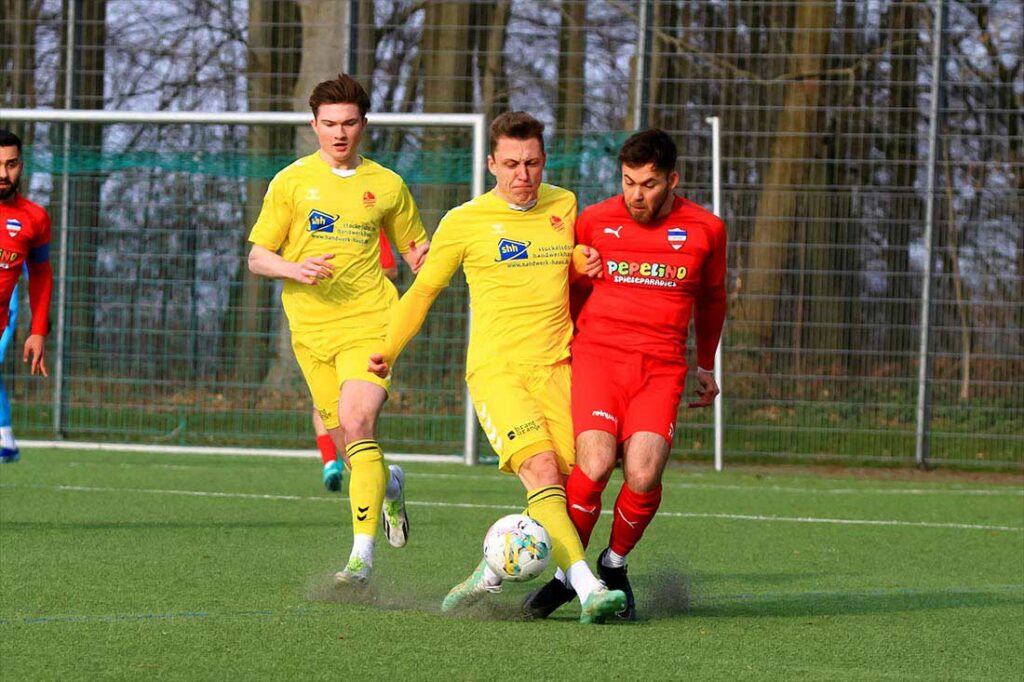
56, 0, 107, 369
419, 2, 474, 224
880, 1, 922, 366
259, 0, 351, 394
227, 0, 300, 387
0, 0, 39, 139
353, 0, 376, 82
479, 0, 510, 123
554, 0, 585, 188
941, 139, 970, 400
732, 0, 831, 353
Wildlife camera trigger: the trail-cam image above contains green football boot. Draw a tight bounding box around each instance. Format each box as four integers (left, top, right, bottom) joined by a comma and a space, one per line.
441, 558, 501, 613
333, 556, 370, 587
579, 586, 627, 625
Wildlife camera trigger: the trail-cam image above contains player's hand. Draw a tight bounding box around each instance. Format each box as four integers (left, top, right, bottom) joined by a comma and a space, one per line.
368, 353, 390, 378
293, 253, 335, 285
405, 240, 430, 274
582, 245, 603, 279
23, 334, 48, 377
687, 369, 719, 408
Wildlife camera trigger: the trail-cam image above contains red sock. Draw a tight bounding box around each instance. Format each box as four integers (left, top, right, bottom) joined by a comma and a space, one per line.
565, 466, 607, 549
316, 434, 337, 465
608, 483, 662, 557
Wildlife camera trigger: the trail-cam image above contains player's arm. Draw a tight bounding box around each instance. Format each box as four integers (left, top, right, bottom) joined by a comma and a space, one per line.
569, 206, 597, 320
565, 196, 602, 283
689, 217, 728, 408
570, 245, 602, 282
246, 176, 334, 285
247, 243, 334, 285
24, 217, 53, 376
384, 182, 430, 273
368, 219, 463, 378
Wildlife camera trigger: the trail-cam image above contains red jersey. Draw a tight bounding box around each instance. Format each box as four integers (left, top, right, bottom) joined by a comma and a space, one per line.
573, 194, 726, 368
0, 194, 53, 334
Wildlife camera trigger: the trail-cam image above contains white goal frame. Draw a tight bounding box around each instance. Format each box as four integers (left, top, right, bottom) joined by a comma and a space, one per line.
0, 108, 486, 465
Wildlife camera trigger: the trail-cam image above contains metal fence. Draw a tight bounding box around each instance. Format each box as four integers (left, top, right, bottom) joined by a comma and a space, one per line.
1, 0, 1021, 468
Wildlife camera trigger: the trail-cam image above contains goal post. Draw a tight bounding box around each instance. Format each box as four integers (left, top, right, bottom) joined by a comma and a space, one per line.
1, 107, 485, 465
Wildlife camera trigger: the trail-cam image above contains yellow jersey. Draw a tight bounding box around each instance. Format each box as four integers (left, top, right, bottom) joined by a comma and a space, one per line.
249, 153, 426, 340
411, 183, 577, 373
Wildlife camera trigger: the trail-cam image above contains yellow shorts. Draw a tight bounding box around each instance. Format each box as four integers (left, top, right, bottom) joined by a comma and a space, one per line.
466, 359, 574, 475
292, 335, 390, 430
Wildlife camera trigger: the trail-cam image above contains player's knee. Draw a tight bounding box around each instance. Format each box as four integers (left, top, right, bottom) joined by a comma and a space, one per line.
338, 412, 375, 441
517, 451, 562, 488
624, 468, 662, 493
578, 453, 615, 483
576, 434, 617, 482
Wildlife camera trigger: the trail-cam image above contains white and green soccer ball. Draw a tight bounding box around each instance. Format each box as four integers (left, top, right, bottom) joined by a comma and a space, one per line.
482, 513, 551, 582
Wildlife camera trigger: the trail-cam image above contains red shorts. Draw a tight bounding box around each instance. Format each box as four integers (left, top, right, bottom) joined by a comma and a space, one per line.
571, 342, 687, 444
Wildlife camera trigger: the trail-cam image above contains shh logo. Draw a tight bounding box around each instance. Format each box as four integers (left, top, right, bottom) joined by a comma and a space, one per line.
495, 238, 530, 262
308, 209, 339, 233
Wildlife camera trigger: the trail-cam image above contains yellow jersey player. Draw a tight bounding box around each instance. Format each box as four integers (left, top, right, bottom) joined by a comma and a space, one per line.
247, 74, 429, 585
369, 112, 626, 624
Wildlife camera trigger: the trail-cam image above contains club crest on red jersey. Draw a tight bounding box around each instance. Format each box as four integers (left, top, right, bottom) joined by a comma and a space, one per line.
5, 218, 22, 238
667, 227, 687, 250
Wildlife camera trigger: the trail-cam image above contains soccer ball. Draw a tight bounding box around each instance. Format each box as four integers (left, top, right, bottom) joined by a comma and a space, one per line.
482, 514, 551, 582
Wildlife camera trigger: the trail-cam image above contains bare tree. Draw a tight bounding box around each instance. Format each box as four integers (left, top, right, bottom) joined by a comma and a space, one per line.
732, 0, 832, 356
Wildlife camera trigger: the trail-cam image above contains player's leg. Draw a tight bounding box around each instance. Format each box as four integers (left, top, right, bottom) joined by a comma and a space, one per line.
568, 431, 618, 547
291, 339, 378, 584
333, 344, 409, 552
563, 348, 631, 547
516, 450, 625, 624
524, 430, 617, 618
597, 431, 670, 621
521, 362, 625, 623
0, 291, 19, 463
595, 360, 683, 619
441, 369, 530, 612
608, 432, 669, 559
313, 409, 342, 492
332, 378, 389, 584
525, 351, 622, 618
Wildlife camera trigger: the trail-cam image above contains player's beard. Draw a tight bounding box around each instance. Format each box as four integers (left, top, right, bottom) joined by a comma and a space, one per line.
0, 176, 18, 202
626, 185, 673, 225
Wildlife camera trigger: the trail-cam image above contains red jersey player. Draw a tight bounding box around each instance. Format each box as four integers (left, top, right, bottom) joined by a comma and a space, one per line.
525, 129, 727, 621
0, 129, 53, 381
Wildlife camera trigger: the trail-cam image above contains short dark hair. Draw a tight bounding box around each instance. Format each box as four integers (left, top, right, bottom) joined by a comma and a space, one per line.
618, 129, 677, 174
489, 111, 545, 155
309, 74, 370, 118
0, 129, 22, 153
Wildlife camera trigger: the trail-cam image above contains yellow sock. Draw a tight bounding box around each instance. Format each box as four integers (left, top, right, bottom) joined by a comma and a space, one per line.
345, 439, 387, 537
526, 485, 585, 571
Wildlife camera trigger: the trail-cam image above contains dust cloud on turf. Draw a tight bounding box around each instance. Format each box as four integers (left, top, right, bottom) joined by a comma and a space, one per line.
304, 570, 531, 620
641, 569, 695, 618
304, 566, 697, 622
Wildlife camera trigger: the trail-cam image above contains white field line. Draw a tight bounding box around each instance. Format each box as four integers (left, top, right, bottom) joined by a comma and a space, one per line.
19, 440, 460, 464
2, 483, 1021, 534
59, 461, 1024, 498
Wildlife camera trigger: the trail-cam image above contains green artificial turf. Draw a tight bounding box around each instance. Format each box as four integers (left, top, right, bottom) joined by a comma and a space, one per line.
1, 449, 1022, 680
